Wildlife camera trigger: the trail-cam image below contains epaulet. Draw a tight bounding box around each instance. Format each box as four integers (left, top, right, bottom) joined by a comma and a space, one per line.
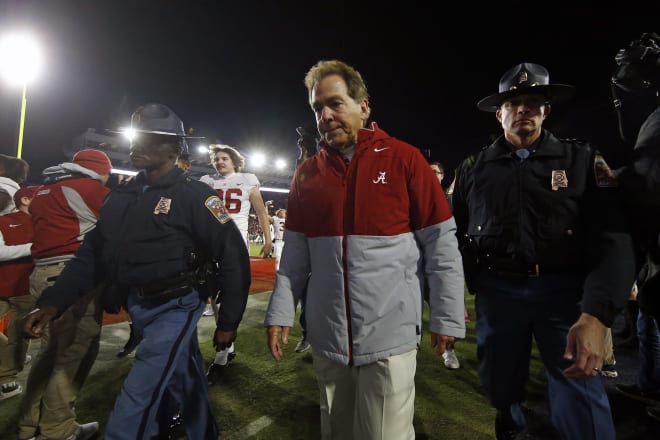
593, 152, 618, 188
464, 153, 478, 168
559, 137, 588, 146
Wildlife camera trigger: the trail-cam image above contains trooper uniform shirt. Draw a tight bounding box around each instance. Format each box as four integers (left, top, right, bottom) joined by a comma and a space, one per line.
37, 166, 251, 330
35, 166, 250, 439
449, 129, 636, 326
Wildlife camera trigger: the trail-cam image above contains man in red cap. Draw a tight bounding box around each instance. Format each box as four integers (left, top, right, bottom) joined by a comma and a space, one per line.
17, 149, 111, 440
0, 185, 38, 401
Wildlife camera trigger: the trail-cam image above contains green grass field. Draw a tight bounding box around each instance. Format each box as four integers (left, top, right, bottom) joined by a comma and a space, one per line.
0, 246, 553, 440
0, 291, 543, 440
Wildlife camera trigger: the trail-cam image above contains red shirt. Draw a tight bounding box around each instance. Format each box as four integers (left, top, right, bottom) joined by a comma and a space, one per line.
0, 210, 34, 297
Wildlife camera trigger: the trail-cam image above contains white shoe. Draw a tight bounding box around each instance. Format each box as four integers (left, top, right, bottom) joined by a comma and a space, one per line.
294, 338, 311, 353
0, 381, 22, 400
202, 304, 214, 316
66, 421, 99, 440
442, 349, 460, 370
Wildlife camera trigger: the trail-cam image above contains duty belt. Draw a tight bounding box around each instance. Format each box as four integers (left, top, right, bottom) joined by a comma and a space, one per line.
130, 272, 194, 303
482, 255, 577, 279
487, 263, 541, 278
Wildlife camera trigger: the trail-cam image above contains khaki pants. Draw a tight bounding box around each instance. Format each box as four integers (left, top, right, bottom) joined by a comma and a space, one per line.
313, 349, 417, 440
604, 327, 615, 366
0, 295, 37, 385
17, 263, 102, 440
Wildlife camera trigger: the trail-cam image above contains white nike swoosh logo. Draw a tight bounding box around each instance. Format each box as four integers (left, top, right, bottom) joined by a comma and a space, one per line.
374, 147, 390, 152
9, 224, 21, 228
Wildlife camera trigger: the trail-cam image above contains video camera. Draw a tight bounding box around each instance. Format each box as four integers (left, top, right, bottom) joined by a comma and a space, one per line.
611, 32, 660, 144
612, 32, 660, 94
296, 126, 320, 159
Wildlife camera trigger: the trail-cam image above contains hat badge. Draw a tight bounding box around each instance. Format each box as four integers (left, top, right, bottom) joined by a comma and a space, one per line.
518, 71, 528, 84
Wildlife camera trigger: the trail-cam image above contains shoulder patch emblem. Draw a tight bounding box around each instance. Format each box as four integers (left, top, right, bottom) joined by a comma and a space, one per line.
153, 197, 172, 215
593, 153, 618, 188
205, 196, 231, 224
551, 170, 568, 190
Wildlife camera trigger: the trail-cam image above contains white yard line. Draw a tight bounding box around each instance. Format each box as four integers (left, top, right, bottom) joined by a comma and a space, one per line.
222, 416, 273, 440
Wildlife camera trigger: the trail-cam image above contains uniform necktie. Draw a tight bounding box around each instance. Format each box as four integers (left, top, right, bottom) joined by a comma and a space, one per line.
515, 148, 530, 161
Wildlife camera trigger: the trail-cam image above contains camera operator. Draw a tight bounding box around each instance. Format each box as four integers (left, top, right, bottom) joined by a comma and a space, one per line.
611, 31, 660, 423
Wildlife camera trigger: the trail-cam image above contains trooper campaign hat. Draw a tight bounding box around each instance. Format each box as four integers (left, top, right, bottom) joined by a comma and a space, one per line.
477, 62, 576, 112
116, 103, 203, 154
129, 103, 194, 137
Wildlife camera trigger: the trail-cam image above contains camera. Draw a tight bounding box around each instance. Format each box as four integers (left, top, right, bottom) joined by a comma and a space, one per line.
296, 126, 320, 160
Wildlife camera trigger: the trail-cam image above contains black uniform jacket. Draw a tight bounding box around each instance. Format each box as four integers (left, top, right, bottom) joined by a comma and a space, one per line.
618, 107, 660, 316
450, 129, 636, 326
37, 167, 251, 332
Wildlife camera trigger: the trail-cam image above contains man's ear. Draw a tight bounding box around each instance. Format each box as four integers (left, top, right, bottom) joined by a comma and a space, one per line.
543, 104, 552, 118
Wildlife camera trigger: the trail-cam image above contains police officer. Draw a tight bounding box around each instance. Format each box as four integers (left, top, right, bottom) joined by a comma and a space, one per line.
611, 32, 660, 423
449, 63, 636, 440
23, 103, 251, 440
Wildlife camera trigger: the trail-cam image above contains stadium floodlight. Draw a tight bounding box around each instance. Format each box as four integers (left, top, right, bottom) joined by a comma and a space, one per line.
120, 128, 136, 141
261, 186, 289, 194
196, 145, 208, 154
0, 31, 43, 159
274, 158, 287, 170
111, 168, 138, 176
251, 152, 267, 169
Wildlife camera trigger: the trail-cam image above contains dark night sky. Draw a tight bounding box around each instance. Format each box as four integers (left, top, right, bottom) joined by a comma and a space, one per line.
0, 1, 657, 184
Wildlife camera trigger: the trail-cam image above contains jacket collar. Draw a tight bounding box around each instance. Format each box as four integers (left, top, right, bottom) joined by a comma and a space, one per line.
130, 167, 183, 190
483, 129, 566, 162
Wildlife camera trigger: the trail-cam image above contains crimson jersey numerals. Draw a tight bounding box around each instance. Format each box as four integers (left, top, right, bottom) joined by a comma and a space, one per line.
215, 188, 243, 214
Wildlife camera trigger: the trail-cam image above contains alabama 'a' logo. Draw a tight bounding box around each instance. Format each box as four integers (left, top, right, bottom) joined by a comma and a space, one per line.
372, 171, 387, 184
205, 196, 231, 223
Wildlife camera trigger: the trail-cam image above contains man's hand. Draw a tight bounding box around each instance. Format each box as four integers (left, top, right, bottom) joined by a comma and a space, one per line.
214, 328, 237, 352
266, 325, 291, 361
259, 242, 273, 259
431, 333, 456, 357
563, 312, 606, 380
23, 305, 58, 338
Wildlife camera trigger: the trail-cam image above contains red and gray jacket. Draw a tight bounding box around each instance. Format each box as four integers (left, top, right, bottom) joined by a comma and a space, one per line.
30, 166, 109, 264
265, 122, 465, 366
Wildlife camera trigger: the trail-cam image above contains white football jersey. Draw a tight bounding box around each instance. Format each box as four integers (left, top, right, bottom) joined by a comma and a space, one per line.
199, 172, 260, 247
272, 216, 285, 241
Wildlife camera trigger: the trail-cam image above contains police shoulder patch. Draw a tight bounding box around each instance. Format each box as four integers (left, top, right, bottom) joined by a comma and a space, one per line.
593, 153, 618, 188
205, 196, 231, 224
